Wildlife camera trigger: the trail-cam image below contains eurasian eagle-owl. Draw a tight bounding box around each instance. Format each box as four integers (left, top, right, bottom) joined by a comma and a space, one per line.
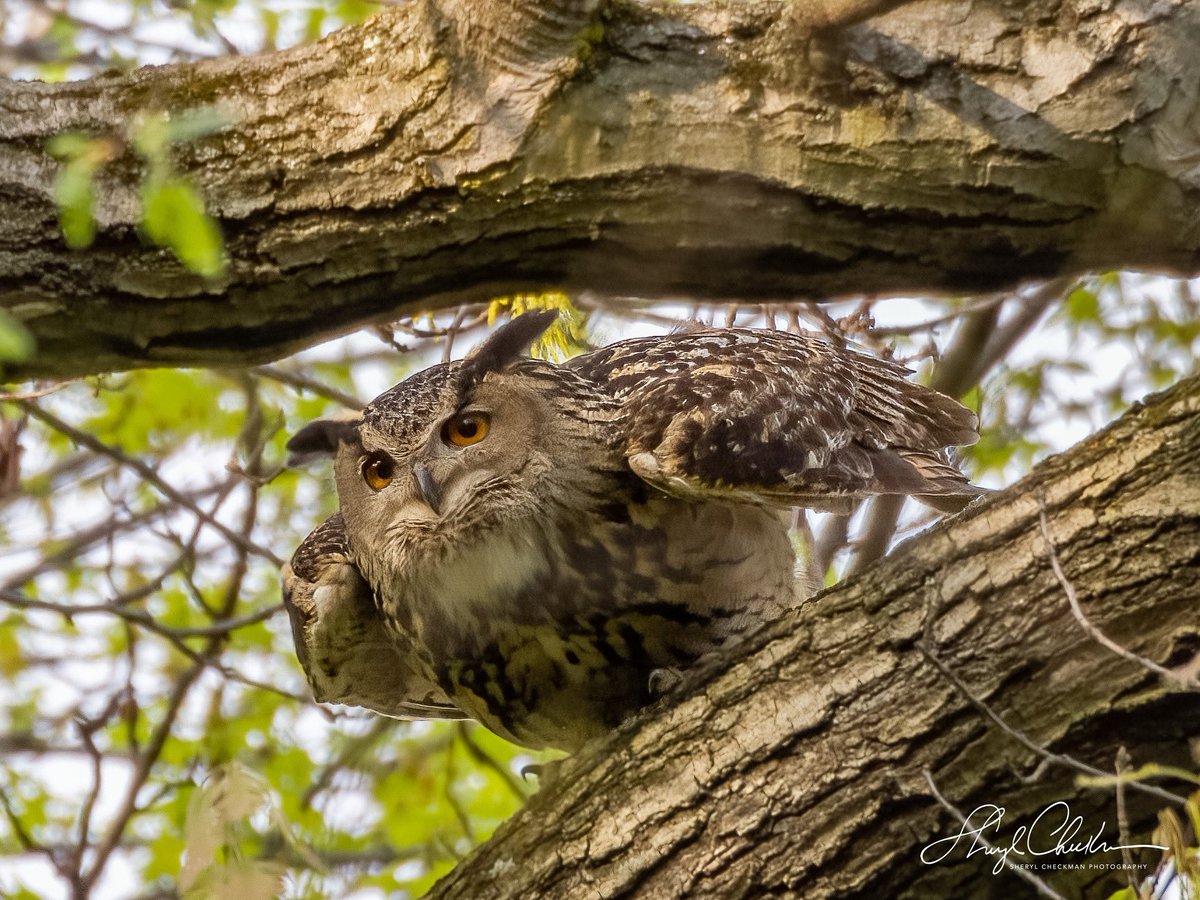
284, 310, 980, 752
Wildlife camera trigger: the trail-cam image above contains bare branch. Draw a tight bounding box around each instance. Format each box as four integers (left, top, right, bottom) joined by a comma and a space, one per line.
15, 400, 283, 567
1037, 495, 1200, 691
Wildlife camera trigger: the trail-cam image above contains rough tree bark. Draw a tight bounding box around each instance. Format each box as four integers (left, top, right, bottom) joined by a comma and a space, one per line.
2, 0, 1200, 377
426, 375, 1200, 900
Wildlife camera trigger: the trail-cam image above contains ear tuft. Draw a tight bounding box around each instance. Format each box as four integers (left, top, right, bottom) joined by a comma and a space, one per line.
286, 417, 361, 467
458, 310, 559, 384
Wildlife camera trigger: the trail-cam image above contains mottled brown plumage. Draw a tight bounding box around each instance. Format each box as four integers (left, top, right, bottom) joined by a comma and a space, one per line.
570, 327, 979, 512
283, 514, 465, 720
285, 311, 981, 751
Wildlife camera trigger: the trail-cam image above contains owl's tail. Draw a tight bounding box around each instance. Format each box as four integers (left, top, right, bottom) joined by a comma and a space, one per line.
897, 448, 988, 513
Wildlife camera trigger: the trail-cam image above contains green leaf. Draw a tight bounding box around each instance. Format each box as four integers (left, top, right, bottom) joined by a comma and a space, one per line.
1064, 285, 1101, 323
48, 132, 116, 249
55, 160, 97, 248
333, 0, 378, 25
141, 178, 226, 277
166, 108, 232, 145
303, 8, 327, 42
46, 132, 92, 158
260, 9, 280, 49
132, 114, 171, 166
0, 309, 35, 363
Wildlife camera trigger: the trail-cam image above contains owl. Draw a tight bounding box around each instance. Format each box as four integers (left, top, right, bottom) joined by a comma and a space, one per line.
285, 310, 980, 752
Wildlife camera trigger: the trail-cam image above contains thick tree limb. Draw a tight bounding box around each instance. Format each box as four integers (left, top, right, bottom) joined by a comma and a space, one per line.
2, 0, 1200, 377
428, 375, 1200, 899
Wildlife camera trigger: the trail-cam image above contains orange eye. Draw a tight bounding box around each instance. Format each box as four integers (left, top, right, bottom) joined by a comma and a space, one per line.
443, 413, 490, 447
361, 451, 395, 491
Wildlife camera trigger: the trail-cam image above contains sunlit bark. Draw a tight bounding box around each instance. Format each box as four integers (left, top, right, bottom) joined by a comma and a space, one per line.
2, 0, 1199, 376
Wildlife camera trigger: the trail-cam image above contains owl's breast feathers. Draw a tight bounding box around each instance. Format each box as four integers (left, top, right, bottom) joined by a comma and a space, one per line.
382, 493, 796, 751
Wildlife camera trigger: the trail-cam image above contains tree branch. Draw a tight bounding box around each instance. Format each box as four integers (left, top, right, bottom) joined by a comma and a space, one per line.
3, 0, 1200, 377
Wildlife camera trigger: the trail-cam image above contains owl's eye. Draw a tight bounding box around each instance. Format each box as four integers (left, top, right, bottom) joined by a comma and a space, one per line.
361, 451, 395, 491
443, 412, 490, 447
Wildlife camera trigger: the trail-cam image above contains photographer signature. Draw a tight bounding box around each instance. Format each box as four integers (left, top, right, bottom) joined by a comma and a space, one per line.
921, 801, 1166, 875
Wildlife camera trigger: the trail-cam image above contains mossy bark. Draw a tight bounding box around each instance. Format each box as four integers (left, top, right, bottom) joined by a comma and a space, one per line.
3, 0, 1200, 377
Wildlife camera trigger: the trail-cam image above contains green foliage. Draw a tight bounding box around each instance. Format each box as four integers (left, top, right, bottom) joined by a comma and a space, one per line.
133, 110, 230, 278
332, 0, 378, 25
487, 292, 590, 361
46, 109, 229, 275
1064, 283, 1101, 323
4, 0, 386, 81
0, 350, 541, 899
0, 310, 35, 363
47, 132, 118, 250
140, 178, 226, 277
959, 274, 1200, 486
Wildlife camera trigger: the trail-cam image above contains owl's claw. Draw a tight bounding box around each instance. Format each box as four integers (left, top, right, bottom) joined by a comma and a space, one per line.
648, 667, 683, 698
520, 759, 564, 785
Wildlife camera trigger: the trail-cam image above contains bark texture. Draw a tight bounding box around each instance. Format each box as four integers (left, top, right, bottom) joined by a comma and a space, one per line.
428, 375, 1200, 899
3, 0, 1200, 377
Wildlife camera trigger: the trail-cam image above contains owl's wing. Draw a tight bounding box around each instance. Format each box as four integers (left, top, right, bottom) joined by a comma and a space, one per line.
284, 515, 466, 720
569, 328, 982, 513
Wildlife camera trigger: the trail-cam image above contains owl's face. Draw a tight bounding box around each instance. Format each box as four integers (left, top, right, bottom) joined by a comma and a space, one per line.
333, 361, 566, 574
289, 311, 620, 596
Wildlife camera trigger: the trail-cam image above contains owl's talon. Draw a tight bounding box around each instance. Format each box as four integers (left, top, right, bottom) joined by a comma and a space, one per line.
520, 760, 564, 785
648, 667, 683, 698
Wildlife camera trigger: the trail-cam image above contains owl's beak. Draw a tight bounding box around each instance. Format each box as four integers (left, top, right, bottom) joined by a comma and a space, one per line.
411, 462, 442, 515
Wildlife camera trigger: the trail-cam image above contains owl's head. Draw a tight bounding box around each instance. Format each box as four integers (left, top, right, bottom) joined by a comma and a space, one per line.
288, 311, 604, 575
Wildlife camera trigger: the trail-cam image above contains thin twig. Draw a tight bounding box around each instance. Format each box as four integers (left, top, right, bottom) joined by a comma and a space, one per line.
0, 783, 53, 859
0, 382, 77, 401
444, 735, 475, 843
917, 640, 1185, 806
1037, 494, 1199, 690
1, 481, 230, 591
457, 722, 526, 801
442, 306, 471, 363
300, 718, 413, 811
78, 659, 206, 895
17, 400, 282, 567
1115, 746, 1138, 892
864, 294, 1010, 338
71, 723, 107, 885
0, 590, 281, 639
251, 366, 363, 411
